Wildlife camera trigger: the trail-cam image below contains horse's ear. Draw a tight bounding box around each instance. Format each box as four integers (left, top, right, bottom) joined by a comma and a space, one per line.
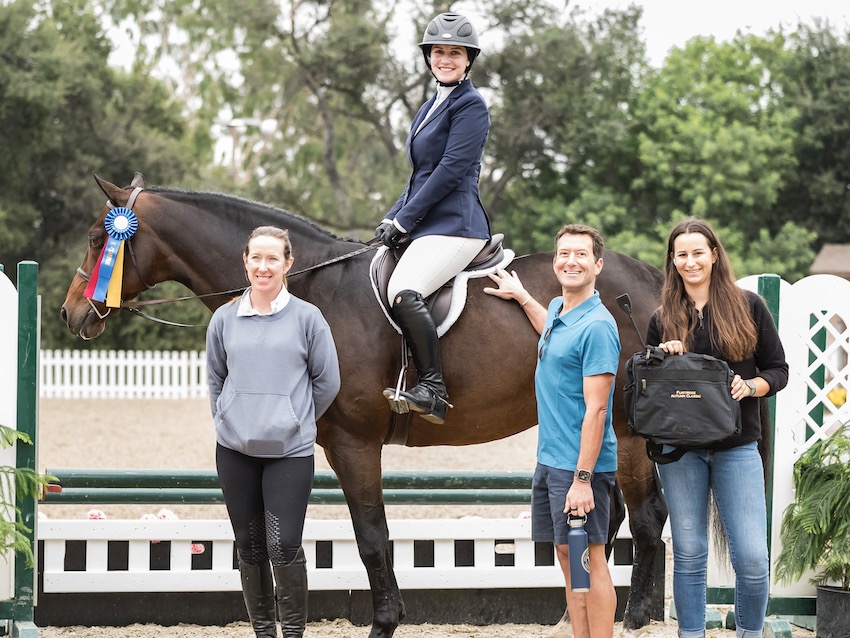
130, 172, 146, 188
92, 174, 129, 207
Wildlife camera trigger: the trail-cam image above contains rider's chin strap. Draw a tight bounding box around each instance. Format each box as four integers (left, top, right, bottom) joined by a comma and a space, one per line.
435, 76, 466, 88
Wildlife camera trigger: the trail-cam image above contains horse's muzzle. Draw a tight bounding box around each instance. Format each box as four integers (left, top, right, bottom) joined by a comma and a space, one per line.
60, 303, 106, 341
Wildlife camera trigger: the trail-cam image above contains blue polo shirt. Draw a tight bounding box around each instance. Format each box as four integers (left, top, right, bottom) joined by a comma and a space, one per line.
534, 291, 620, 473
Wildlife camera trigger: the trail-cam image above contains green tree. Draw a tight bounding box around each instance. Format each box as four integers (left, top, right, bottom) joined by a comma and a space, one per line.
482, 6, 649, 255
8, 0, 835, 354
629, 33, 815, 279
98, 0, 417, 235
774, 21, 850, 245
633, 34, 797, 228
0, 0, 212, 349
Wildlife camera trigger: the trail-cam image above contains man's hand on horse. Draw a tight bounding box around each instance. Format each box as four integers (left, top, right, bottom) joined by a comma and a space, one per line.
483, 268, 528, 303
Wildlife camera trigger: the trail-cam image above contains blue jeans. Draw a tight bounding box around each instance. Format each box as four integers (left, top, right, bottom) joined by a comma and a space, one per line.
658, 442, 768, 638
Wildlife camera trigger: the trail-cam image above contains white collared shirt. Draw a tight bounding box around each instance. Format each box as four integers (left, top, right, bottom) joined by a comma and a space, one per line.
415, 84, 457, 135
236, 285, 291, 317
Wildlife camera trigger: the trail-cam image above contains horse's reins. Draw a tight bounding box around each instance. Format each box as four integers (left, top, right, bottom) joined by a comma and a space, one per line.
114, 240, 381, 328
288, 240, 380, 277
76, 186, 381, 328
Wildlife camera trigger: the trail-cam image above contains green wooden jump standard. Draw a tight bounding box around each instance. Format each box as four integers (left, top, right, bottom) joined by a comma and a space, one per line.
0, 262, 40, 638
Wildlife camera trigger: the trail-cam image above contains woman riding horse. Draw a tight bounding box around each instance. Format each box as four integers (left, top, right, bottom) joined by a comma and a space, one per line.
376, 13, 492, 425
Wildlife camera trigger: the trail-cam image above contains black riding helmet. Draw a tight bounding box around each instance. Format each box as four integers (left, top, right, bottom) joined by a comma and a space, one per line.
419, 13, 480, 85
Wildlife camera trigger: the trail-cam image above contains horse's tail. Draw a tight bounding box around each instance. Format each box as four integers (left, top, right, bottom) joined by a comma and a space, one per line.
607, 478, 627, 560
711, 398, 774, 569
709, 494, 729, 567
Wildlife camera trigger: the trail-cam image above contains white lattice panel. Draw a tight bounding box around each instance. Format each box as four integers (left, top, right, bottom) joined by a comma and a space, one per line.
772, 274, 850, 597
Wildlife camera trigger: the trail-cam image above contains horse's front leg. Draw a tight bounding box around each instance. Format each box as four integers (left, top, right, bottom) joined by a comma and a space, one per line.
323, 436, 405, 638
617, 438, 668, 632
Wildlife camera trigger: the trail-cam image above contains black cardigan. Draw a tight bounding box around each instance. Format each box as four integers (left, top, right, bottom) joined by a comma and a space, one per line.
646, 290, 789, 449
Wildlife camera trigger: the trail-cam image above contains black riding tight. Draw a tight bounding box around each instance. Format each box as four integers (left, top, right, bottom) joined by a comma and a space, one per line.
216, 443, 313, 566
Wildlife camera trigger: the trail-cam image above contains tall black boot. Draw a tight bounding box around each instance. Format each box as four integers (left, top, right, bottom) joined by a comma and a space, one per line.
382, 289, 451, 424
273, 547, 308, 638
239, 560, 278, 638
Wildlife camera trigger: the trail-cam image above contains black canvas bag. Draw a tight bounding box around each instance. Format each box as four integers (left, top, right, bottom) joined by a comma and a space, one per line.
617, 295, 742, 464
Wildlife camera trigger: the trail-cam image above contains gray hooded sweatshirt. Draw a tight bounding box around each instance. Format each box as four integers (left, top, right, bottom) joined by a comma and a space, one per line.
206, 295, 340, 458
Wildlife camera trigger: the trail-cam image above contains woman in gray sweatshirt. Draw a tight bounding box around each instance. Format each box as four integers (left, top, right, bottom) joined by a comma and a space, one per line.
206, 226, 340, 638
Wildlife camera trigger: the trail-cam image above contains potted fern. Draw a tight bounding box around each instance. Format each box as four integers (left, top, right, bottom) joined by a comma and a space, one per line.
775, 422, 850, 638
1, 422, 50, 569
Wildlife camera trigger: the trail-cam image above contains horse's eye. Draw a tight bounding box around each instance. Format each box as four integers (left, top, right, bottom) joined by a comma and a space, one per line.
89, 234, 103, 248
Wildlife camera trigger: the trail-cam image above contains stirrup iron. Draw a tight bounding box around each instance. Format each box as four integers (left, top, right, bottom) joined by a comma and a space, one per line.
384, 342, 411, 414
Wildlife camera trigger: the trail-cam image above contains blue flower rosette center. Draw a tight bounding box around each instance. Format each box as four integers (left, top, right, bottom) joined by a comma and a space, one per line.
104, 207, 139, 241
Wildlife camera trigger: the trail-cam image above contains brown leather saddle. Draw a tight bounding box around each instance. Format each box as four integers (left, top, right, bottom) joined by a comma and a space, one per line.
370, 234, 507, 333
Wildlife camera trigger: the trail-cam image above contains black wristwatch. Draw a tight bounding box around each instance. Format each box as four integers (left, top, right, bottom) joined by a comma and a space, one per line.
575, 469, 592, 483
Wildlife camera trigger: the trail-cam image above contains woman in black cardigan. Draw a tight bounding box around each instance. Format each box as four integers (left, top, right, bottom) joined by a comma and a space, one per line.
647, 218, 788, 638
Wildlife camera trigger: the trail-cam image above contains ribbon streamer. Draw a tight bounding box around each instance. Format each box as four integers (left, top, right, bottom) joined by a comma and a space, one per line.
84, 207, 139, 307
105, 242, 126, 307
83, 244, 107, 300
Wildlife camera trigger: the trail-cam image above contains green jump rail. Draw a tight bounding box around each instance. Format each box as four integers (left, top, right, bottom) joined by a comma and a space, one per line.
42, 469, 534, 505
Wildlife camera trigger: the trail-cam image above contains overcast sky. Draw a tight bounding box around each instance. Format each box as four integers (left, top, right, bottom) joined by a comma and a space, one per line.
575, 0, 850, 65
109, 2, 850, 72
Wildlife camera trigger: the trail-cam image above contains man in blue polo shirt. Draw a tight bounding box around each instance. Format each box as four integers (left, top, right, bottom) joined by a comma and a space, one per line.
484, 223, 620, 638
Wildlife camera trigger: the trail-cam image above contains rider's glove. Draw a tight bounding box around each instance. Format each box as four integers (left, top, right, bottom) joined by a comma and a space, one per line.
374, 221, 392, 238
379, 222, 408, 250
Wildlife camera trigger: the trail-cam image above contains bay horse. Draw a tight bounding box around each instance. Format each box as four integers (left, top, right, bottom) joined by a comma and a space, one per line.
61, 173, 667, 637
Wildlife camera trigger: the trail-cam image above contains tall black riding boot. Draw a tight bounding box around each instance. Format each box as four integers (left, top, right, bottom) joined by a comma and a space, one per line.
382, 289, 451, 424
239, 560, 278, 638
273, 547, 308, 638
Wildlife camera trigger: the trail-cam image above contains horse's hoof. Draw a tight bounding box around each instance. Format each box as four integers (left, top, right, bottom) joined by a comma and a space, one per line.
620, 625, 650, 638
548, 618, 572, 638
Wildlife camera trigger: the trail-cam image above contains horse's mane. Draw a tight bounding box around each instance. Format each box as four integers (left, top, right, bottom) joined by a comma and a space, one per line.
146, 186, 362, 245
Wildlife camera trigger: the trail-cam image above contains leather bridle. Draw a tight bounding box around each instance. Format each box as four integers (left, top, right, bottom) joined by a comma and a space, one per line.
76, 187, 154, 321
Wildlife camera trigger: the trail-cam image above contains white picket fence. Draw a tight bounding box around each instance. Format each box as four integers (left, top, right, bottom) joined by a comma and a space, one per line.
40, 350, 207, 399
39, 517, 639, 594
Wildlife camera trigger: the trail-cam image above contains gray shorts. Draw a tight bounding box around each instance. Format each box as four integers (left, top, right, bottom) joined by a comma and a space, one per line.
531, 462, 617, 545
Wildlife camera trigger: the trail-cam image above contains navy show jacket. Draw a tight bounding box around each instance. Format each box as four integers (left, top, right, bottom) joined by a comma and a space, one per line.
386, 79, 492, 240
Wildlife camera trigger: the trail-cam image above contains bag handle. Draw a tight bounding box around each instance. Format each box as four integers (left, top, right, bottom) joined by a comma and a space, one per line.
646, 441, 690, 464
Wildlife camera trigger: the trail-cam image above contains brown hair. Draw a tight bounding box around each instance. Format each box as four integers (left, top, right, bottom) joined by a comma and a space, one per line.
242, 226, 294, 289
554, 224, 605, 261
243, 226, 292, 260
658, 218, 757, 362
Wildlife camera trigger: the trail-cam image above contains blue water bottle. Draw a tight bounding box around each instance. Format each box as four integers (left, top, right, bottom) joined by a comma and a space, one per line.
567, 515, 590, 592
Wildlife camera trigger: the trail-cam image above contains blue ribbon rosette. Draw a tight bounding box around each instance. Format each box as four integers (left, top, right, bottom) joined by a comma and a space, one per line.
88, 207, 139, 305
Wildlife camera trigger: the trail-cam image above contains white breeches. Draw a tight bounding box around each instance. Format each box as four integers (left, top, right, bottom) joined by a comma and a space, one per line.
387, 235, 487, 306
